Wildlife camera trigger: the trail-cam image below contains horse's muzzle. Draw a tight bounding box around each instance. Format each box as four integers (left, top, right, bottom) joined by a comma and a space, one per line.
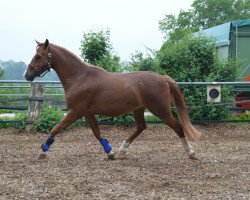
24, 74, 35, 82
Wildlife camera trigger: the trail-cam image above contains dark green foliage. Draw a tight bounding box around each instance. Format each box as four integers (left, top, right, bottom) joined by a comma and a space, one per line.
159, 0, 250, 41
0, 111, 27, 130
80, 29, 121, 72
126, 51, 162, 73
34, 106, 64, 133
191, 0, 250, 29
80, 29, 111, 64
13, 111, 28, 130
158, 36, 215, 81
157, 35, 241, 120
95, 54, 121, 72
96, 113, 134, 124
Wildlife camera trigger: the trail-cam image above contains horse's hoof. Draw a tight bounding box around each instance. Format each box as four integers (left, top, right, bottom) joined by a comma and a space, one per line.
37, 152, 47, 160
189, 152, 198, 160
107, 151, 115, 160
119, 149, 126, 155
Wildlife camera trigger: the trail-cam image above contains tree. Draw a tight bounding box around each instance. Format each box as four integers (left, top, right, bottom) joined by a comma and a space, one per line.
192, 0, 250, 28
0, 60, 26, 80
126, 50, 162, 73
159, 11, 195, 41
159, 0, 250, 41
0, 60, 58, 81
0, 64, 4, 79
80, 29, 121, 72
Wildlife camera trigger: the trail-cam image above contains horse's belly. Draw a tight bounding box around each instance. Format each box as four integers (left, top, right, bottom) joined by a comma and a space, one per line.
90, 98, 141, 116
67, 80, 145, 116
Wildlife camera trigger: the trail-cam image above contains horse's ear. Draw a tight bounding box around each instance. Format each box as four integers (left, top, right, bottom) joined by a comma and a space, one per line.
35, 40, 40, 45
45, 39, 49, 48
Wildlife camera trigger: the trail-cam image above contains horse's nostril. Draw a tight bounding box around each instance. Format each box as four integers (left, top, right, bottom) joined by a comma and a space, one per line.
24, 75, 34, 82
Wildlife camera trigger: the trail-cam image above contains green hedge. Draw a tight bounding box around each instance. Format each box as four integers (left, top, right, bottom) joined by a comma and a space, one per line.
157, 35, 241, 120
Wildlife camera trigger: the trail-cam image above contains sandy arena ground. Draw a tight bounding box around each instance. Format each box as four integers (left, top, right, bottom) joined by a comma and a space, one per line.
0, 124, 249, 199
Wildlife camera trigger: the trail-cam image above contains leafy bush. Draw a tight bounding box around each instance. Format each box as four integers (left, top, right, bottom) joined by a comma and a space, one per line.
144, 114, 162, 122
157, 35, 241, 120
96, 113, 134, 124
0, 117, 14, 128
126, 51, 162, 73
13, 111, 28, 130
34, 106, 64, 133
0, 111, 27, 130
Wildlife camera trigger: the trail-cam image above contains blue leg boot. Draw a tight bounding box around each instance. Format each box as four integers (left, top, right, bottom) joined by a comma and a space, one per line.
41, 136, 55, 152
37, 136, 55, 160
100, 138, 114, 159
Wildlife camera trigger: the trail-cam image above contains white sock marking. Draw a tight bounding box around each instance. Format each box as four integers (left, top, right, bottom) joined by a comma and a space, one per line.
119, 141, 130, 154
181, 138, 195, 157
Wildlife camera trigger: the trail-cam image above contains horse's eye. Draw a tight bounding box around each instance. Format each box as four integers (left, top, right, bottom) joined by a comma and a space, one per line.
35, 55, 41, 60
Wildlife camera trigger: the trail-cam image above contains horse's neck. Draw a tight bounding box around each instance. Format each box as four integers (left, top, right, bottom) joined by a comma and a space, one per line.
51, 45, 87, 91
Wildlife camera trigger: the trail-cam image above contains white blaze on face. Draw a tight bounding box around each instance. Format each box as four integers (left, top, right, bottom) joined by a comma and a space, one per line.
23, 68, 27, 78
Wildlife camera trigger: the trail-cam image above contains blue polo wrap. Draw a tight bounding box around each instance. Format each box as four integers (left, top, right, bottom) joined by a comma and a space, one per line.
100, 138, 112, 153
41, 136, 55, 152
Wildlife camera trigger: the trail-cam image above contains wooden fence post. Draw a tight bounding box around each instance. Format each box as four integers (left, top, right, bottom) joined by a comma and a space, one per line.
26, 83, 45, 131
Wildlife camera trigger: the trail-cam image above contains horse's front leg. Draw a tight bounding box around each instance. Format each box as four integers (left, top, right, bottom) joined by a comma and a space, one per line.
37, 110, 79, 159
84, 114, 114, 159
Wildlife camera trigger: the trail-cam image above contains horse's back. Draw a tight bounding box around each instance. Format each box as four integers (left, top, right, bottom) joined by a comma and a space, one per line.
121, 71, 170, 94
118, 71, 172, 105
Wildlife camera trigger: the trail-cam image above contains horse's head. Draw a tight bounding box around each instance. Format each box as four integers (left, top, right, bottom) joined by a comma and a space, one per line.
24, 39, 52, 82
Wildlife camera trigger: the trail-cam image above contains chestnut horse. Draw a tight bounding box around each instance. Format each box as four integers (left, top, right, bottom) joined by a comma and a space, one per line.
24, 39, 201, 160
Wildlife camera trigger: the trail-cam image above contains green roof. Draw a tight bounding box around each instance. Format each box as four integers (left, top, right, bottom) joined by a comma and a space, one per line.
197, 19, 250, 47
231, 19, 250, 27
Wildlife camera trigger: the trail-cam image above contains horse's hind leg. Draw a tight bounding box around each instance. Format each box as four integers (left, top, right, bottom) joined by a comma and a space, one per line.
84, 114, 114, 159
148, 102, 196, 159
119, 108, 146, 155
165, 114, 196, 159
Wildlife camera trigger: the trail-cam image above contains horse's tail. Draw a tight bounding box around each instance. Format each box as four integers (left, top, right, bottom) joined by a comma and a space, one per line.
164, 75, 201, 141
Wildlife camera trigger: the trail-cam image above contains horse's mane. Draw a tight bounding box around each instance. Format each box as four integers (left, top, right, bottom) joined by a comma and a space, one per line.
51, 44, 84, 64
51, 43, 106, 72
